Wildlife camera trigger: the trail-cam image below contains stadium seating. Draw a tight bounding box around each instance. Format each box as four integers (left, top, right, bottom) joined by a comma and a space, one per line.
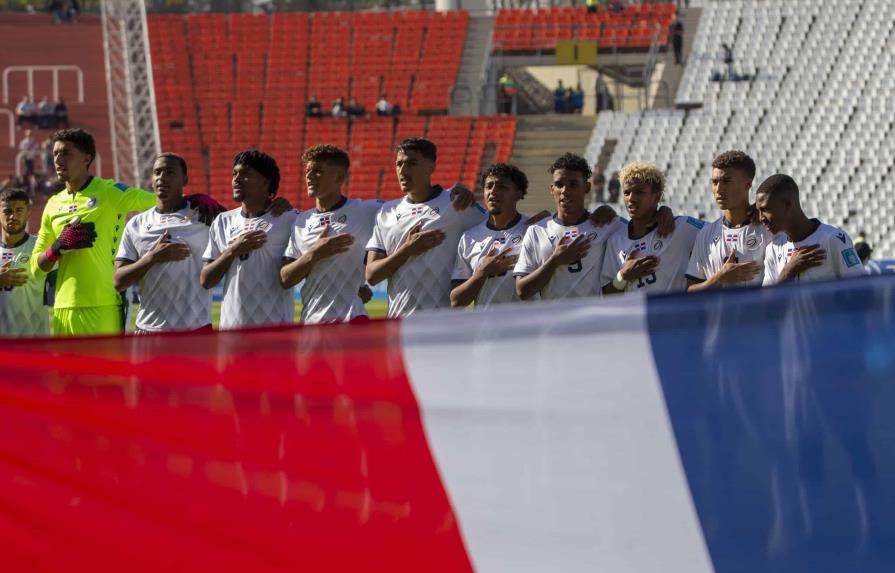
148, 11, 494, 210
492, 4, 676, 52
585, 0, 895, 257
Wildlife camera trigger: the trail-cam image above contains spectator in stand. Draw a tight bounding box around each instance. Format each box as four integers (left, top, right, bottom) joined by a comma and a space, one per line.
331, 97, 347, 118
722, 43, 737, 80
553, 80, 566, 113
607, 171, 621, 203
306, 95, 323, 118
609, 0, 624, 14
571, 84, 585, 114
592, 171, 606, 203
498, 71, 517, 114
48, 0, 65, 23
595, 73, 612, 112
41, 137, 55, 177
19, 130, 39, 180
15, 96, 37, 129
37, 97, 55, 129
346, 98, 365, 118
671, 18, 684, 65
375, 94, 401, 117
54, 98, 69, 128
586, 0, 598, 15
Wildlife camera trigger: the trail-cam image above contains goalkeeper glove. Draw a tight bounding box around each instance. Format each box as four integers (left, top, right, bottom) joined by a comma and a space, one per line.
46, 217, 97, 261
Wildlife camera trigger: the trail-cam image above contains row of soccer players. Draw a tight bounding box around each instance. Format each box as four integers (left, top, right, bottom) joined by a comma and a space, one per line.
0, 131, 866, 336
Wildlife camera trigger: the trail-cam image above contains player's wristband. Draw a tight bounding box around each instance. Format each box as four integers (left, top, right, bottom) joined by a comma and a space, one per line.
45, 246, 61, 262
612, 271, 629, 290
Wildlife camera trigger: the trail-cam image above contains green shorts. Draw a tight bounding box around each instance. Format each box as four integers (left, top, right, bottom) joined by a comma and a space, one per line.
52, 306, 123, 337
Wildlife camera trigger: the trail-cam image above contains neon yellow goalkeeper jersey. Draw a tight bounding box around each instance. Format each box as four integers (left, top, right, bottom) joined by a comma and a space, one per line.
31, 176, 155, 309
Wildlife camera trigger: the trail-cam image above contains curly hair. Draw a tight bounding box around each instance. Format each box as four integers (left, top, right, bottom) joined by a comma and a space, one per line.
233, 149, 280, 196
712, 150, 756, 179
481, 163, 529, 197
619, 161, 665, 196
302, 144, 350, 171
51, 128, 96, 166
547, 152, 592, 181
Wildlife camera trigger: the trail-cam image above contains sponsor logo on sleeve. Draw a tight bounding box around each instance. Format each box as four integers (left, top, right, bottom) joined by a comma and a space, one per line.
842, 247, 861, 268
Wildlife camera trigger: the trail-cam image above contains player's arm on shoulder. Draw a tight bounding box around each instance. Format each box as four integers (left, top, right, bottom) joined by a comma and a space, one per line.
113, 181, 157, 213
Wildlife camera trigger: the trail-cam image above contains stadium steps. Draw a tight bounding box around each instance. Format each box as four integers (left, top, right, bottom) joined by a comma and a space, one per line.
450, 14, 494, 116
511, 114, 596, 215
0, 14, 113, 231
655, 7, 702, 109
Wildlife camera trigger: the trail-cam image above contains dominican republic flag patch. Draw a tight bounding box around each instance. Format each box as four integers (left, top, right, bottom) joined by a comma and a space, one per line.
316, 214, 332, 228
563, 229, 580, 240
725, 233, 738, 244
633, 240, 648, 252
0, 250, 13, 263
409, 206, 426, 217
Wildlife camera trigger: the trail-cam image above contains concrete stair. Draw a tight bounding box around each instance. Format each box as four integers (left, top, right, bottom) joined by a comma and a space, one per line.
450, 15, 494, 116
656, 7, 703, 108
511, 114, 596, 215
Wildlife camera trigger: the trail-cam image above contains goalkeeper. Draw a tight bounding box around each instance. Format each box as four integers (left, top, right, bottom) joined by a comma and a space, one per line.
32, 128, 224, 336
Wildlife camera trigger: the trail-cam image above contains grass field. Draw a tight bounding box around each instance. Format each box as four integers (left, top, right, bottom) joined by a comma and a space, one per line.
125, 299, 390, 330
210, 299, 389, 326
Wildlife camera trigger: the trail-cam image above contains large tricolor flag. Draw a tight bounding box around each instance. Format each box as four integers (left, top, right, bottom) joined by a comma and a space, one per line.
0, 277, 893, 571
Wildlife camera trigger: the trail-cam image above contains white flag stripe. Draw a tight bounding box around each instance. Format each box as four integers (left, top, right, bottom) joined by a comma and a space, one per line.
402, 296, 714, 572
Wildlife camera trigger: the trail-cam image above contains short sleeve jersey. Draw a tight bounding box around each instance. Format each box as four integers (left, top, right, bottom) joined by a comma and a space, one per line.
115, 204, 212, 332
203, 207, 298, 329
0, 234, 48, 336
513, 215, 626, 300
365, 187, 487, 318
452, 214, 530, 307
31, 176, 156, 308
601, 216, 704, 294
763, 221, 866, 285
284, 197, 382, 324
686, 217, 776, 287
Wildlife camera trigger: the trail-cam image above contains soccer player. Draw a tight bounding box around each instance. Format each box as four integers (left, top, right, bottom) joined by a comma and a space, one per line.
450, 163, 532, 308
0, 188, 48, 336
113, 153, 212, 333
280, 144, 381, 324
30, 128, 224, 336
687, 151, 775, 291
601, 162, 703, 295
757, 174, 865, 284
514, 153, 628, 300
365, 137, 482, 318
201, 150, 299, 329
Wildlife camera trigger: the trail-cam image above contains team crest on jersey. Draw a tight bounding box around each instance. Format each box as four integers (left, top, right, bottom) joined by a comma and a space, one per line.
337, 214, 347, 224
86, 197, 98, 209
587, 232, 598, 242
653, 239, 664, 251
65, 204, 78, 214
746, 236, 759, 248
511, 235, 522, 244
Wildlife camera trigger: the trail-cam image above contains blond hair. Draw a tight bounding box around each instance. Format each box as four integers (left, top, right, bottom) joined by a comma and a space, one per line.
619, 161, 665, 197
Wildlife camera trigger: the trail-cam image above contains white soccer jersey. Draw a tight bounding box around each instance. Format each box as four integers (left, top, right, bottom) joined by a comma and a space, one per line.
0, 234, 48, 336
686, 217, 776, 287
513, 215, 625, 300
203, 207, 298, 329
601, 216, 704, 295
284, 197, 381, 324
452, 214, 529, 308
116, 205, 212, 332
762, 221, 865, 285
365, 187, 487, 318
